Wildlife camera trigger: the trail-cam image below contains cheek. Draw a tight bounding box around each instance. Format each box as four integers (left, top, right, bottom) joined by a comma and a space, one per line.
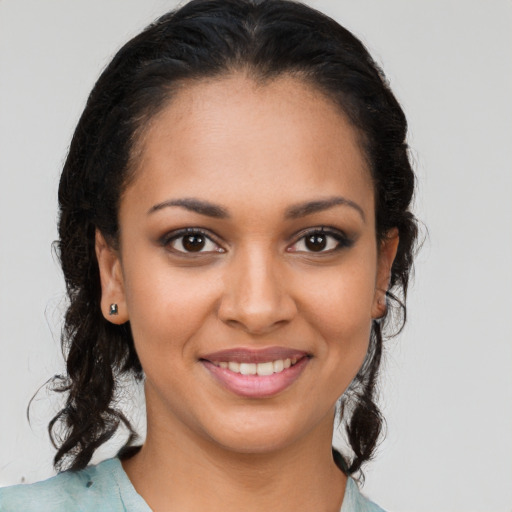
294, 254, 377, 388
123, 260, 221, 356
301, 262, 376, 338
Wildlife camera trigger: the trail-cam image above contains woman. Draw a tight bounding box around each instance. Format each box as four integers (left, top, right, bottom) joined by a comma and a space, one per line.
0, 0, 417, 510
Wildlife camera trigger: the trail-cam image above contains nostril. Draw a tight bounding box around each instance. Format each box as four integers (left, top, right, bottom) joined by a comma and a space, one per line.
217, 264, 298, 333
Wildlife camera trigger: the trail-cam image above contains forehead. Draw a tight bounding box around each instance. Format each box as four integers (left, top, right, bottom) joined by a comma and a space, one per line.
126, 73, 374, 220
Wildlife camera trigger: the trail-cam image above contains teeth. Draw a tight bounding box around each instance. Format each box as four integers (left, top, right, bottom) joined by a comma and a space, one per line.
273, 359, 284, 373
213, 357, 301, 375
239, 363, 257, 375
228, 361, 240, 372
256, 362, 274, 376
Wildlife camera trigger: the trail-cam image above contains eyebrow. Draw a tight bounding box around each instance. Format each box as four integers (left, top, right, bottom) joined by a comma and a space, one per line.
285, 196, 366, 222
148, 198, 229, 218
147, 195, 365, 222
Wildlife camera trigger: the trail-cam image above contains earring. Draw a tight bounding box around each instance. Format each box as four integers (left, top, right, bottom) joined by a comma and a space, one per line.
109, 303, 118, 316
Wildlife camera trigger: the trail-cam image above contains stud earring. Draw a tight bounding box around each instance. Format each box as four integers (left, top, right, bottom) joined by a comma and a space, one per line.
109, 303, 118, 316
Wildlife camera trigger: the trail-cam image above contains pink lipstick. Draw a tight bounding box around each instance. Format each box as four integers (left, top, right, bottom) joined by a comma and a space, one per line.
200, 347, 310, 398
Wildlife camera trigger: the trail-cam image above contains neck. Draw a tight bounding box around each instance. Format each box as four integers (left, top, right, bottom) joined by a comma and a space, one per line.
122, 401, 346, 512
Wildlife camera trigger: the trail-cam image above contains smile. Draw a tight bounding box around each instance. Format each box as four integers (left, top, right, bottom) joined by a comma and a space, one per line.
201, 347, 310, 398
212, 358, 298, 376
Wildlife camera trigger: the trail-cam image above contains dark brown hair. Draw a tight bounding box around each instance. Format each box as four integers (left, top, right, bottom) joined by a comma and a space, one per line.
51, 0, 418, 474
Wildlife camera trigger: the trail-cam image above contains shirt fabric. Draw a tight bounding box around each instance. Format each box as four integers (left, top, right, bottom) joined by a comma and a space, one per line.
0, 457, 385, 511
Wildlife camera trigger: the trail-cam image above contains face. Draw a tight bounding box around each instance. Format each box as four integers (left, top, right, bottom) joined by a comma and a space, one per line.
96, 74, 398, 455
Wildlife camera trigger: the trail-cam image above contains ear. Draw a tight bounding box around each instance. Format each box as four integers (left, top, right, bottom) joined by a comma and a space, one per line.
371, 228, 399, 319
95, 230, 129, 324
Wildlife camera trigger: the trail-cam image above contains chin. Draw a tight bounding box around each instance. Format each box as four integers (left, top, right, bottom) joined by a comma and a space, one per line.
200, 408, 328, 457
212, 431, 301, 456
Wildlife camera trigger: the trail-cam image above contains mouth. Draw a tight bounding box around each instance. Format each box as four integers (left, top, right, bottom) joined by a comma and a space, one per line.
200, 347, 310, 398
210, 357, 300, 376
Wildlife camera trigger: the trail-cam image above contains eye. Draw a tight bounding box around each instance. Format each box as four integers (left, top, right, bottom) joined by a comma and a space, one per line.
164, 229, 225, 254
288, 228, 352, 254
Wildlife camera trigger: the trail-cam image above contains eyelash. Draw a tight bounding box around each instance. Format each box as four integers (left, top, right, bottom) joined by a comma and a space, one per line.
161, 228, 225, 255
287, 227, 353, 254
160, 227, 353, 255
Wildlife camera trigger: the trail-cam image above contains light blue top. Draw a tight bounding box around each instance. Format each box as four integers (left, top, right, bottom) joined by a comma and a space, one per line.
0, 457, 385, 511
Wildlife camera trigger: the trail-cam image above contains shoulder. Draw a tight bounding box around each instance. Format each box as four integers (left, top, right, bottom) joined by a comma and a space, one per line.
341, 477, 386, 512
0, 458, 124, 512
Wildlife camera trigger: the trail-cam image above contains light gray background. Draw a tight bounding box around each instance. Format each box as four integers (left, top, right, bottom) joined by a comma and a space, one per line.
1, 1, 511, 511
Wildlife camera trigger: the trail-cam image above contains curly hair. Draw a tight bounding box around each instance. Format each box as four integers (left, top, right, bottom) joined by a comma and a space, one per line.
51, 0, 418, 474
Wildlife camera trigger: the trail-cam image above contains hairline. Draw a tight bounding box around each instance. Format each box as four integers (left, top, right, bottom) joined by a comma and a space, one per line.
121, 67, 376, 214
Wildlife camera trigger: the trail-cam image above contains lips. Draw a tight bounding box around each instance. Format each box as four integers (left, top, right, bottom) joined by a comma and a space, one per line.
202, 346, 307, 363
200, 347, 310, 398
213, 357, 297, 376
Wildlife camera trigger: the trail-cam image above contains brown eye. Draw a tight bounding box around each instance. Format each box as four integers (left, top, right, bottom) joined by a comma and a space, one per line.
183, 233, 206, 252
165, 229, 224, 254
166, 228, 225, 255
288, 228, 352, 254
305, 233, 328, 251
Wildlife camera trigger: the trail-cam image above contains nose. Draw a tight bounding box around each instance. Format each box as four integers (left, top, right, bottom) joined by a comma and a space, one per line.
217, 247, 297, 335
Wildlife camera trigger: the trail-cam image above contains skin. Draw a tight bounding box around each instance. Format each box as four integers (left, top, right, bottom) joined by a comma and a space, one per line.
96, 74, 398, 512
